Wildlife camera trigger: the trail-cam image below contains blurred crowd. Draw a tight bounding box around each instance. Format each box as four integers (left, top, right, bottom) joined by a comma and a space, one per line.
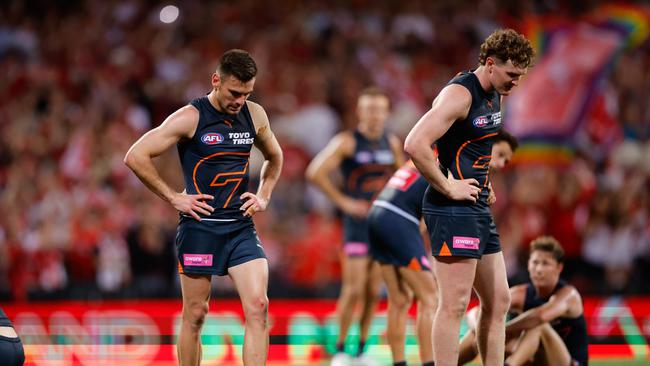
0, 0, 648, 301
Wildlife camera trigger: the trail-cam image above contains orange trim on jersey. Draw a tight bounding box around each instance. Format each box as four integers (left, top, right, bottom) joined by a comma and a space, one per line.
471, 155, 493, 187
210, 162, 249, 207
439, 241, 452, 256
346, 164, 393, 191
471, 155, 492, 169
346, 164, 394, 202
455, 132, 497, 180
192, 152, 250, 207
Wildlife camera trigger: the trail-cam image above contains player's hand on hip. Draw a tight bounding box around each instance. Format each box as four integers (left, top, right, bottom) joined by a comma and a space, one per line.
171, 193, 214, 221
446, 172, 480, 203
240, 192, 268, 217
341, 197, 370, 219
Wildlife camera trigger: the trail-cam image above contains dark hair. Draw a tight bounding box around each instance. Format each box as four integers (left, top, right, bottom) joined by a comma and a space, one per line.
530, 236, 565, 263
217, 49, 257, 82
495, 129, 519, 152
478, 29, 535, 68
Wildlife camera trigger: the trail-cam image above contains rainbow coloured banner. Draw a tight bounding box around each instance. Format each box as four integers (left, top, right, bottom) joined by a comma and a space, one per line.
593, 3, 650, 49
505, 4, 649, 165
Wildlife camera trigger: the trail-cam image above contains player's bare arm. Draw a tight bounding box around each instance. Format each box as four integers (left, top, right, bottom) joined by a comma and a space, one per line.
124, 105, 214, 221
508, 284, 527, 315
404, 84, 481, 203
306, 132, 368, 219
505, 285, 580, 337
241, 100, 284, 217
388, 133, 406, 170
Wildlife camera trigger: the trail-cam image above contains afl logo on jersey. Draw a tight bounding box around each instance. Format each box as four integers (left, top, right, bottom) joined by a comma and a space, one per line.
355, 151, 373, 164
473, 116, 489, 128
201, 133, 224, 145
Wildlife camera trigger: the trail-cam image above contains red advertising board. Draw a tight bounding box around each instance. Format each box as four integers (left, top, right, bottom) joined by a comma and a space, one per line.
2, 297, 649, 365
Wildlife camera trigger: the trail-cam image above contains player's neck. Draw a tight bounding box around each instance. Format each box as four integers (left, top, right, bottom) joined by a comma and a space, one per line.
357, 123, 383, 140
207, 91, 225, 113
535, 282, 557, 298
473, 66, 495, 93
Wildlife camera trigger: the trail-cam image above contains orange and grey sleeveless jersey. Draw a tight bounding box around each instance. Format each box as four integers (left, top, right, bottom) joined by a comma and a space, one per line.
340, 130, 395, 202
178, 96, 256, 221
423, 71, 501, 216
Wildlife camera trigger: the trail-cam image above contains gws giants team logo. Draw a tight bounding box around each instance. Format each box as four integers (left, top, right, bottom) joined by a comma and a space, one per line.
201, 133, 224, 145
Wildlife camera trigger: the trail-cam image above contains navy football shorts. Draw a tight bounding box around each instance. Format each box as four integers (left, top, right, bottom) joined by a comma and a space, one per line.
368, 205, 430, 271
342, 215, 371, 257
425, 214, 500, 259
175, 216, 266, 276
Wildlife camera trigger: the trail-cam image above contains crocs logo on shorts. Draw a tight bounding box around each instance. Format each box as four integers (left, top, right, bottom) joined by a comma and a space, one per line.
452, 236, 479, 250
184, 254, 213, 266
201, 133, 224, 145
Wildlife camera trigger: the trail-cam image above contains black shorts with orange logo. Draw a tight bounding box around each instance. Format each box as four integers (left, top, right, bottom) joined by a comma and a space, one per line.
175, 216, 266, 276
424, 214, 500, 258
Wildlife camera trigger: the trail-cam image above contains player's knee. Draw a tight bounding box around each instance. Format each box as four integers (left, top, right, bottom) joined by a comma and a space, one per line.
417, 294, 437, 315
481, 288, 510, 318
439, 296, 470, 320
538, 322, 556, 338
519, 325, 543, 345
367, 283, 383, 300
532, 324, 545, 333
496, 288, 511, 315
389, 292, 412, 313
183, 301, 209, 329
243, 294, 269, 324
341, 283, 363, 301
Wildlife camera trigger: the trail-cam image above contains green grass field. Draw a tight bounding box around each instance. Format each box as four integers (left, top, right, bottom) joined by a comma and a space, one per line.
458, 358, 646, 366
307, 357, 650, 365
313, 359, 650, 365
313, 354, 650, 366
585, 361, 650, 366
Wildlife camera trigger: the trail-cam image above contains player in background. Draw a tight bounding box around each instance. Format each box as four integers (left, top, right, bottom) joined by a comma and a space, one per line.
368, 158, 436, 366
458, 236, 589, 366
306, 87, 404, 365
